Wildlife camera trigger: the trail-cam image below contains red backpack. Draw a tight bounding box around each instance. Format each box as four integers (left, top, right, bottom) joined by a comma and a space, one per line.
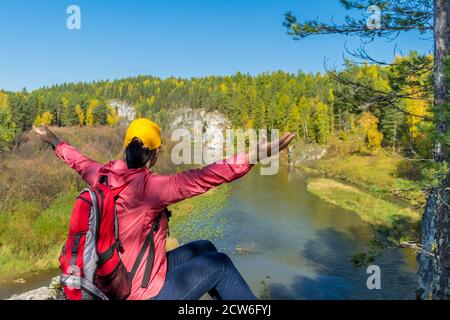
59, 176, 162, 300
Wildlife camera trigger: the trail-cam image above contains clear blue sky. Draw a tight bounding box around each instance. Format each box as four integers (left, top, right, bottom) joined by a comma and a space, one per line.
0, 0, 432, 92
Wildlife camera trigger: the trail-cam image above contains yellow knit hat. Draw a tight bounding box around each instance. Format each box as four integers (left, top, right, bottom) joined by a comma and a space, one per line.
124, 118, 162, 150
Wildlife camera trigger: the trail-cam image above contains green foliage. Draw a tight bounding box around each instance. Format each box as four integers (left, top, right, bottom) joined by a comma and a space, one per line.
0, 71, 336, 147
420, 161, 450, 189
381, 106, 405, 151
312, 101, 331, 144
284, 1, 432, 40
0, 192, 75, 275
0, 106, 16, 151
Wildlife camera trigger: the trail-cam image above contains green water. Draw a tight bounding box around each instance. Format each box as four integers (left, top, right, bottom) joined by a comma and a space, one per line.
211, 166, 418, 299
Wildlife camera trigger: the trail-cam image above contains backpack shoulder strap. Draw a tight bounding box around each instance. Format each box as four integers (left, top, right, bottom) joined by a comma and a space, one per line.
129, 213, 163, 288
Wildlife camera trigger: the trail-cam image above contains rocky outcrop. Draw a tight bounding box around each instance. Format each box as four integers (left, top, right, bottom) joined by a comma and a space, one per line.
170, 107, 232, 163
109, 100, 137, 123
8, 277, 65, 300
288, 143, 328, 167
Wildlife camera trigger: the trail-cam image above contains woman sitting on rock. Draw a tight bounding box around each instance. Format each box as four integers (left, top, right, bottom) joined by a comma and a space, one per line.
33, 119, 295, 300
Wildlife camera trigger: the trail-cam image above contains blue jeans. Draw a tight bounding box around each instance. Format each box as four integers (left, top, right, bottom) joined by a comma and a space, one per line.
150, 240, 258, 300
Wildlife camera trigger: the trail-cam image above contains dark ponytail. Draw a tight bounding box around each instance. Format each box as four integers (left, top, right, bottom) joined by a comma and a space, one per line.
125, 138, 153, 169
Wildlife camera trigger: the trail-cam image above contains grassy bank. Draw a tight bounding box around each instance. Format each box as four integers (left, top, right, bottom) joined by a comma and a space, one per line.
307, 178, 421, 242
307, 152, 425, 207
0, 191, 76, 277
0, 186, 229, 280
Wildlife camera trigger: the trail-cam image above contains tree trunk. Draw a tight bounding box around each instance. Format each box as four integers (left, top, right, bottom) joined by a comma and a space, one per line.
393, 121, 397, 152
418, 174, 450, 300
418, 0, 450, 300
433, 0, 450, 162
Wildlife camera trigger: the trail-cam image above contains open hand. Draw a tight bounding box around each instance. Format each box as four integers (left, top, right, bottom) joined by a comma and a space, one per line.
32, 124, 59, 145
247, 132, 296, 163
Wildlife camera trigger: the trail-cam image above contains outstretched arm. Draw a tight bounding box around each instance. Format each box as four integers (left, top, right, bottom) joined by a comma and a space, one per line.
149, 132, 296, 209
33, 125, 102, 186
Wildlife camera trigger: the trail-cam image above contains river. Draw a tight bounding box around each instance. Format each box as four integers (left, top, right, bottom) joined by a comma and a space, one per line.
0, 165, 418, 300
214, 165, 418, 300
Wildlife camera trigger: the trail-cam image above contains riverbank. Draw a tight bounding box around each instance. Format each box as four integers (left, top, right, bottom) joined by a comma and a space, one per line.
307, 178, 421, 242
295, 151, 425, 208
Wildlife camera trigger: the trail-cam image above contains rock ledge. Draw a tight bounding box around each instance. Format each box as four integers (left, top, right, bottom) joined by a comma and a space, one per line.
8, 277, 65, 300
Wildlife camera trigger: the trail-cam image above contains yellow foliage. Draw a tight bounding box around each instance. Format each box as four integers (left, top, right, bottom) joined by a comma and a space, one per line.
42, 112, 53, 125
220, 83, 228, 94
358, 112, 383, 151
34, 111, 53, 126
0, 92, 8, 110
106, 106, 119, 127
246, 118, 255, 129
358, 112, 373, 133
393, 55, 432, 140
406, 98, 429, 138
34, 116, 42, 126
75, 104, 85, 126
86, 98, 100, 125
86, 108, 94, 125
328, 88, 335, 104
249, 87, 257, 99
88, 98, 101, 109
61, 96, 69, 107
367, 128, 383, 151
356, 64, 390, 91
146, 96, 156, 107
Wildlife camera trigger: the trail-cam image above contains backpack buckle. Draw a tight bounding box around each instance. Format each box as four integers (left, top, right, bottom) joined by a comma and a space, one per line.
117, 240, 125, 254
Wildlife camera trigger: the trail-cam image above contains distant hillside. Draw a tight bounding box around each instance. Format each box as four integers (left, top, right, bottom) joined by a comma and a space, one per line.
1, 53, 435, 166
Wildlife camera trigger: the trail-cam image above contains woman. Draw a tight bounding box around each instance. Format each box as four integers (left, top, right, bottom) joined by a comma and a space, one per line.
33, 119, 295, 300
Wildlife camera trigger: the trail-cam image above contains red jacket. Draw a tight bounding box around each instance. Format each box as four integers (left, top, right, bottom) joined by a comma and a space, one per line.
54, 141, 253, 299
